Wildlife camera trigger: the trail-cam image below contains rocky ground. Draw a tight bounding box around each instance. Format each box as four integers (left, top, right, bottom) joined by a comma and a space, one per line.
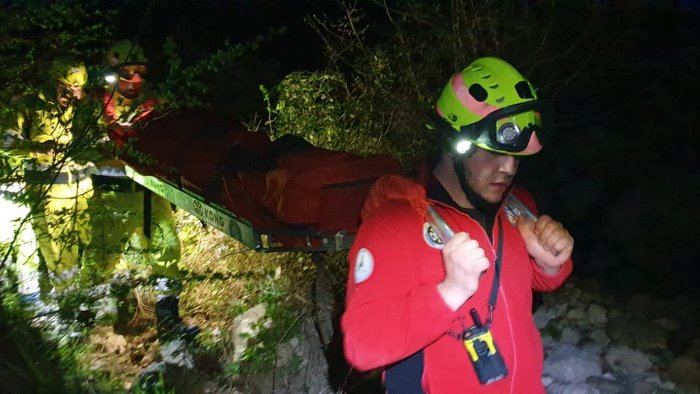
83, 275, 696, 393
537, 278, 700, 394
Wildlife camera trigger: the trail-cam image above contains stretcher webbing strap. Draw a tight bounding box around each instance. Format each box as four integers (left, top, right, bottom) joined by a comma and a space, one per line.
144, 188, 152, 239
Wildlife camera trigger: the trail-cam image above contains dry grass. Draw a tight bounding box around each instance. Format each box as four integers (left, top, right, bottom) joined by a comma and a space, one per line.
68, 209, 326, 390
175, 209, 319, 339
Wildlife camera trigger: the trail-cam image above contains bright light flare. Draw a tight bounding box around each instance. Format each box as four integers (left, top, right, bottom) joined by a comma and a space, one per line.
455, 140, 472, 154
104, 73, 118, 84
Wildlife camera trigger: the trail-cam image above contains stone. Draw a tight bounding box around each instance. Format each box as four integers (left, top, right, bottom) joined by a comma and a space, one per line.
534, 306, 558, 329
560, 327, 582, 345
605, 346, 652, 374
585, 375, 628, 393
587, 304, 608, 326
104, 332, 128, 355
546, 381, 600, 394
589, 328, 610, 347
160, 339, 195, 369
544, 345, 602, 383
230, 303, 267, 363
567, 307, 586, 321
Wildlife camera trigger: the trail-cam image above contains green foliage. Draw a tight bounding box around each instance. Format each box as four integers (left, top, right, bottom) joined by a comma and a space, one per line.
260, 1, 525, 169
237, 270, 304, 373
156, 28, 286, 111
0, 291, 92, 393
262, 71, 384, 153
0, 1, 115, 130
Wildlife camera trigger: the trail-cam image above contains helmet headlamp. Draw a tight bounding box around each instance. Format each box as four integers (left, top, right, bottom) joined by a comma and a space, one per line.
455, 140, 473, 155
104, 73, 118, 85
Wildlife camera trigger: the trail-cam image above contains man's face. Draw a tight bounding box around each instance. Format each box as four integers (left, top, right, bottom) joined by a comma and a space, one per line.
117, 65, 146, 99
461, 148, 519, 204
56, 83, 83, 108
117, 73, 143, 99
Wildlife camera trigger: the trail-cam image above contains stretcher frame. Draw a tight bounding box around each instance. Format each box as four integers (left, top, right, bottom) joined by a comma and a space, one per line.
125, 165, 354, 252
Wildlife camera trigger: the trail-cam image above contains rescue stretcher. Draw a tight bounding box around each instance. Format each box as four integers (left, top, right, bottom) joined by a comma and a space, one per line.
118, 108, 402, 252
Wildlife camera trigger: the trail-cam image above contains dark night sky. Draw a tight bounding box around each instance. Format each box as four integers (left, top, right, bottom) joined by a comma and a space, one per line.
114, 0, 332, 72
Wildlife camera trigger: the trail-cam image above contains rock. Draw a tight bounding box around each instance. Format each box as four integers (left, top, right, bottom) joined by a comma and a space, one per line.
534, 306, 559, 329
544, 345, 602, 383
624, 373, 676, 394
589, 328, 610, 347
542, 375, 555, 386
90, 326, 128, 355
160, 339, 195, 369
581, 342, 604, 358
585, 375, 628, 393
542, 335, 557, 353
588, 304, 608, 326
230, 303, 267, 363
546, 381, 600, 394
605, 346, 652, 374
232, 317, 331, 394
560, 327, 582, 345
567, 307, 587, 321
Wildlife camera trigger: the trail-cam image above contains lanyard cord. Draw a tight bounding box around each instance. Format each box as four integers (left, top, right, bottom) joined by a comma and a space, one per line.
485, 215, 504, 328
447, 215, 505, 339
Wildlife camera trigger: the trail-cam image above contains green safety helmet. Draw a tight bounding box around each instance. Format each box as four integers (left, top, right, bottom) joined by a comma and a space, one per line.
60, 64, 88, 88
434, 57, 543, 156
106, 40, 147, 67
49, 58, 87, 88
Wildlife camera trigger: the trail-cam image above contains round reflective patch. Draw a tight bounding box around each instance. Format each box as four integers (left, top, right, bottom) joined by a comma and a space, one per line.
354, 248, 374, 284
497, 122, 521, 145
423, 222, 445, 249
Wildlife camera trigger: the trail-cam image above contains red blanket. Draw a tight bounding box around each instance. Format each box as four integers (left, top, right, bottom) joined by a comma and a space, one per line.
114, 109, 402, 238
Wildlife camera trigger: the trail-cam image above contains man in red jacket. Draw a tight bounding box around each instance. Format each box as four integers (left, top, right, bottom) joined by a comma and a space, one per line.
342, 57, 574, 393
84, 40, 197, 341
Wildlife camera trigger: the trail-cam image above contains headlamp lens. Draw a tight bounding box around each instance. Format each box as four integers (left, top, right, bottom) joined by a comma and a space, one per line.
104, 73, 118, 84
496, 121, 521, 145
455, 139, 472, 154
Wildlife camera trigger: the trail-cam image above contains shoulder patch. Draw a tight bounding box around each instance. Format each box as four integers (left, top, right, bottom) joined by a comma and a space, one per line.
354, 248, 374, 284
423, 222, 445, 249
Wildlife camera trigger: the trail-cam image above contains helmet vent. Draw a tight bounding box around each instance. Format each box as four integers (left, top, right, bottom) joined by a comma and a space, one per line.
468, 84, 488, 102
515, 81, 535, 99
496, 96, 505, 103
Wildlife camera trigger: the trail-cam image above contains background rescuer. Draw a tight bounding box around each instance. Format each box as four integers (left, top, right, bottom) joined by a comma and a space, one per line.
341, 57, 574, 393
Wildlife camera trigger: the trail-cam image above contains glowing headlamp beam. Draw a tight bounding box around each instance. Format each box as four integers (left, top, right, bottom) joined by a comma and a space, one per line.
104, 73, 118, 84
455, 140, 472, 154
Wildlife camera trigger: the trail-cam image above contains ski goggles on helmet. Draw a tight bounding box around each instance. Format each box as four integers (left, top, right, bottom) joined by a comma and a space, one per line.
450, 101, 543, 155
